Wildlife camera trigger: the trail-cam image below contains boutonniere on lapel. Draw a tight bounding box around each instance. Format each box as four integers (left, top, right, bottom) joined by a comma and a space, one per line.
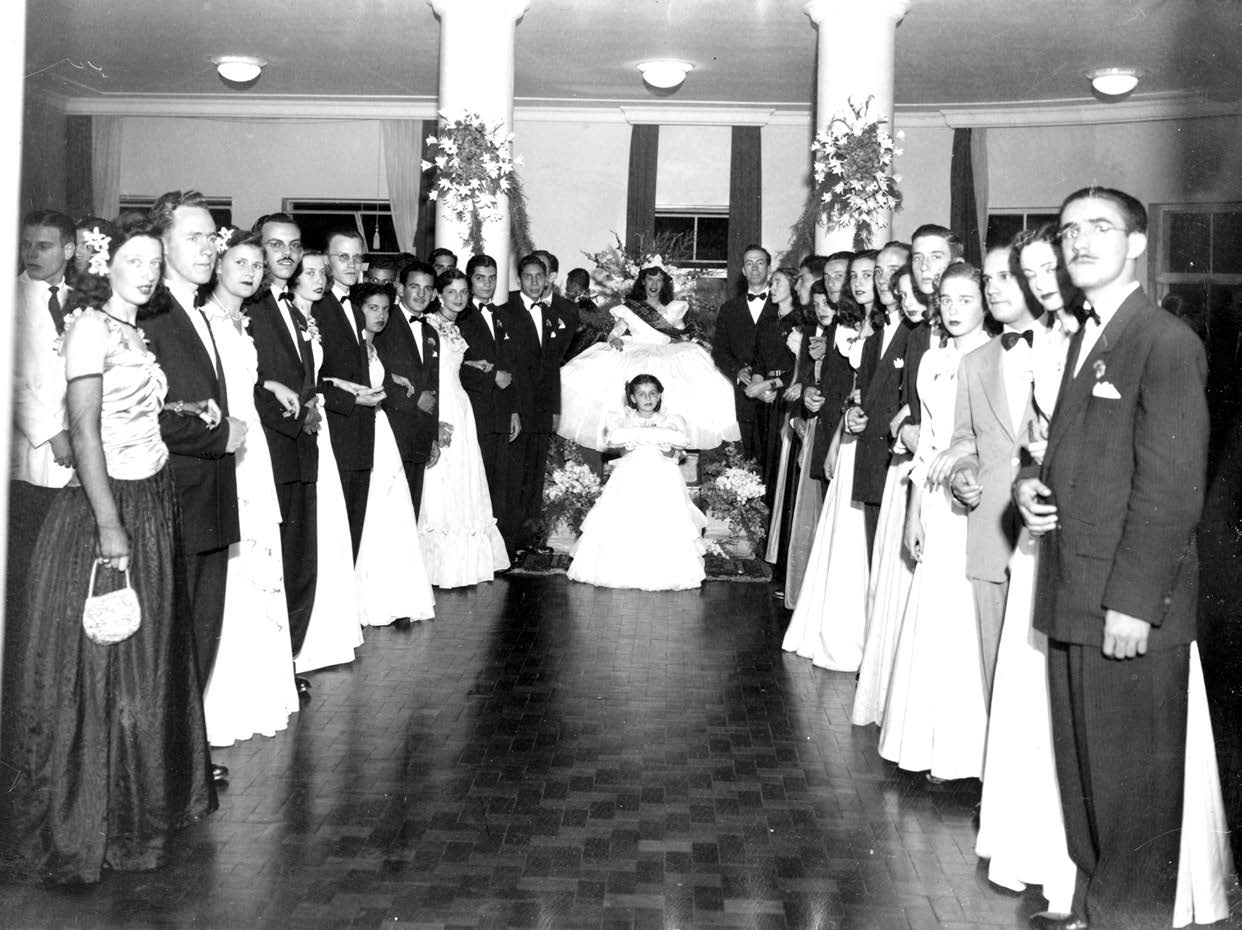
893, 357, 904, 369
1091, 358, 1121, 399
302, 315, 322, 346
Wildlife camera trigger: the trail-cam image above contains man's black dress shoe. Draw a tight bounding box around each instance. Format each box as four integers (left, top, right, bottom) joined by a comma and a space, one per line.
1028, 912, 1088, 930
296, 676, 311, 699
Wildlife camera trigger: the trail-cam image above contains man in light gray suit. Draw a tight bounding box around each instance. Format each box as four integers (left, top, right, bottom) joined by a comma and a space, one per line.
937, 242, 1041, 701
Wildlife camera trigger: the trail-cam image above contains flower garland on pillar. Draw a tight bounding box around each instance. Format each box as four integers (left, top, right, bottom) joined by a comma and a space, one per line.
421, 110, 534, 256
783, 97, 904, 259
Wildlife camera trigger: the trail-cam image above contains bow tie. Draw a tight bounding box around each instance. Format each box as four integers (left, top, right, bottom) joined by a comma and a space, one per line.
1001, 329, 1033, 351
1078, 302, 1102, 327
479, 303, 493, 313
747, 293, 768, 303
534, 301, 548, 312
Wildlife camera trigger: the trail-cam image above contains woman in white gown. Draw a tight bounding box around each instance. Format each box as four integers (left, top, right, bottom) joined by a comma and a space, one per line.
283, 252, 363, 674
342, 282, 435, 626
878, 263, 990, 780
418, 269, 510, 587
198, 229, 299, 747
852, 267, 922, 727
782, 253, 876, 672
975, 227, 1233, 925
558, 266, 739, 452
568, 374, 707, 591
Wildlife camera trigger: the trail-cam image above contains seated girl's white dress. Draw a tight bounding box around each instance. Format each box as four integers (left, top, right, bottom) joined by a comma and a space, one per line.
558, 301, 740, 451
418, 314, 510, 588
354, 345, 435, 626
567, 410, 707, 591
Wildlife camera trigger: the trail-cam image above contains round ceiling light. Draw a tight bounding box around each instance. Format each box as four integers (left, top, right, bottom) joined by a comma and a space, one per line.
637, 60, 693, 90
1088, 67, 1140, 97
213, 56, 266, 84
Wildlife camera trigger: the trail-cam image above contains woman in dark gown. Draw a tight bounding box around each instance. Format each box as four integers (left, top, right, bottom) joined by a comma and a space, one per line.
0, 218, 215, 884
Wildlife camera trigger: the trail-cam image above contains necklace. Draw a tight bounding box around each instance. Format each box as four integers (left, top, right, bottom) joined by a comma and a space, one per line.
101, 309, 138, 329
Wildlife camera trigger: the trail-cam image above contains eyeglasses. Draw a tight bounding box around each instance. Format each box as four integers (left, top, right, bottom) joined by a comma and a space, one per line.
331, 252, 363, 265
1057, 219, 1125, 242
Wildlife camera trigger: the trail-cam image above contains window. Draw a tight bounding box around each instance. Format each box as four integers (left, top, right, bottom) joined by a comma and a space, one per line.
283, 200, 398, 254
653, 210, 729, 268
985, 209, 1059, 250
119, 196, 233, 229
1150, 203, 1242, 422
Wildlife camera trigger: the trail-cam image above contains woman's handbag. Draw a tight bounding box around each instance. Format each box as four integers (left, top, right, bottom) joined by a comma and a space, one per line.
82, 559, 141, 645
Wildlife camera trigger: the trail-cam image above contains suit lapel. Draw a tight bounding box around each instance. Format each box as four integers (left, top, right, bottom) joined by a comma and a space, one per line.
978, 340, 1016, 443
168, 295, 220, 391
1045, 295, 1143, 465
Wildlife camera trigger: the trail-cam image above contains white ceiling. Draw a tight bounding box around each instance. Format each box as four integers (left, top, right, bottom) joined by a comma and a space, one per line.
24, 0, 1242, 108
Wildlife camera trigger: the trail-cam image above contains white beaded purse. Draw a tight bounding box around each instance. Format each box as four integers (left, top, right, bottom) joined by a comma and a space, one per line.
82, 559, 141, 645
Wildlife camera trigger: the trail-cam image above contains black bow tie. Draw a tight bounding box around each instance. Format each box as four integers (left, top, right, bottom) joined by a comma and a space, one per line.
1001, 330, 1033, 351
479, 303, 492, 313
747, 293, 768, 303
1078, 302, 1101, 327
534, 301, 548, 312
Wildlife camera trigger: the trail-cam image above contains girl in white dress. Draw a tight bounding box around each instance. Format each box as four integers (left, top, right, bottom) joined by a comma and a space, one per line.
878, 262, 990, 780
345, 282, 435, 626
199, 230, 299, 746
782, 253, 876, 672
285, 252, 363, 673
418, 270, 510, 587
558, 266, 740, 452
976, 227, 1233, 925
852, 266, 922, 727
568, 374, 707, 591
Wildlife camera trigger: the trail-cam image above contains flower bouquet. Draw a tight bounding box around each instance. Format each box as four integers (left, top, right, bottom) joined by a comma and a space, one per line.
696, 446, 769, 556
811, 96, 904, 250
541, 441, 604, 548
422, 110, 523, 251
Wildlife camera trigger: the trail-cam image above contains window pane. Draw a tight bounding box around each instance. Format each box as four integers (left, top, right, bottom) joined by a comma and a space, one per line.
1167, 212, 1211, 274
696, 216, 728, 263
654, 215, 695, 244
1211, 211, 1242, 275
986, 214, 1024, 250
359, 213, 400, 254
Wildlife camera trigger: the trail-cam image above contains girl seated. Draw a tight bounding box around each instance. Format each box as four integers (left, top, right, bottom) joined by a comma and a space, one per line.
567, 374, 708, 591
557, 266, 740, 452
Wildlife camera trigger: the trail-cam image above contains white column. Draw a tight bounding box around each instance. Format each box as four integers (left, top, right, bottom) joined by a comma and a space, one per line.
428, 0, 531, 294
804, 0, 911, 252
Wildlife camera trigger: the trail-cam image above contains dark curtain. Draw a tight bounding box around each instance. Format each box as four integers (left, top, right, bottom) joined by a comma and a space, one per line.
950, 128, 982, 267
624, 124, 659, 254
728, 126, 762, 280
65, 116, 93, 219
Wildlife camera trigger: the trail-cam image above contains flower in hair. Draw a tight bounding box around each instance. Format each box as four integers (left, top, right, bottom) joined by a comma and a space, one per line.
214, 227, 235, 254
83, 227, 111, 276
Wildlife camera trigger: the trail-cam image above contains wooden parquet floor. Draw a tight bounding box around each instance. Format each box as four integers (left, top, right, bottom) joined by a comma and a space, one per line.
1, 576, 1237, 929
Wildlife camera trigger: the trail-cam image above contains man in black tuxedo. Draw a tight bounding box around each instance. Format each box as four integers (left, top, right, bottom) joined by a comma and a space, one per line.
375, 259, 440, 516
318, 228, 379, 558
143, 191, 242, 782
506, 253, 576, 551
459, 253, 521, 548
844, 241, 911, 555
712, 244, 778, 465
1016, 188, 1209, 930
247, 215, 319, 692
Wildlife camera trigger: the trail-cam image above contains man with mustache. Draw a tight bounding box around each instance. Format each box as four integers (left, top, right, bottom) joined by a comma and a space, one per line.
143, 191, 244, 785
1015, 187, 1209, 930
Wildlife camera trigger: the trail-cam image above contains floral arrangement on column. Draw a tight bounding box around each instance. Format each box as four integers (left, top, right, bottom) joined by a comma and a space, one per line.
784, 96, 904, 259
422, 110, 530, 253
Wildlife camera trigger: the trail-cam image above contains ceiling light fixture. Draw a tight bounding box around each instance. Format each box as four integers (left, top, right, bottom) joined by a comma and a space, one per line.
637, 60, 693, 90
213, 55, 266, 84
1087, 67, 1140, 97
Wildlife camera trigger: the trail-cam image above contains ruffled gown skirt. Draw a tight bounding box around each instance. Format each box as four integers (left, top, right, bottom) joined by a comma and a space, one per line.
355, 410, 435, 625
851, 454, 916, 727
781, 436, 869, 672
878, 483, 987, 780
558, 340, 740, 452
295, 412, 363, 673
0, 471, 216, 883
568, 447, 707, 591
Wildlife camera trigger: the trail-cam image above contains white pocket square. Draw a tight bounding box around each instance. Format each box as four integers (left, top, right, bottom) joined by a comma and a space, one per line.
1092, 380, 1121, 399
